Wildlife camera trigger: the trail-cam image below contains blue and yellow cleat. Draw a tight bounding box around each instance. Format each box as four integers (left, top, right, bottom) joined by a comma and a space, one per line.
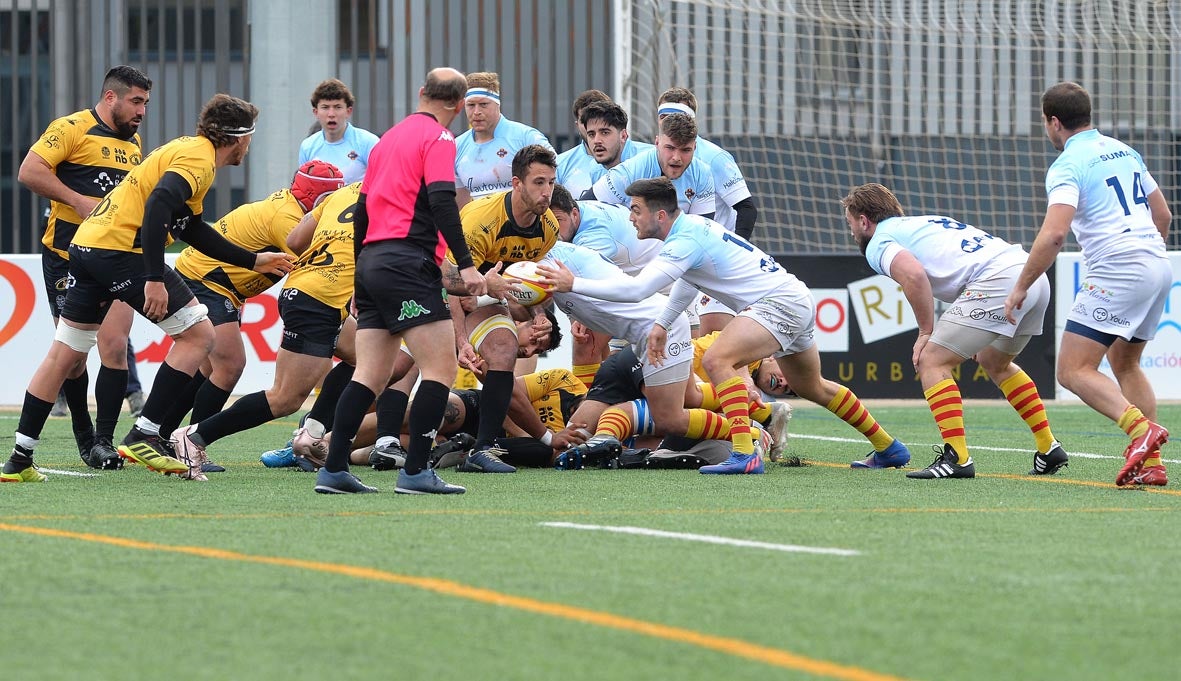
700, 451, 765, 475
850, 438, 911, 469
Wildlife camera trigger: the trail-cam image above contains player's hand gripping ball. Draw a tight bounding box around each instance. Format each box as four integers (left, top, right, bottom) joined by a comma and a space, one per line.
502, 261, 553, 306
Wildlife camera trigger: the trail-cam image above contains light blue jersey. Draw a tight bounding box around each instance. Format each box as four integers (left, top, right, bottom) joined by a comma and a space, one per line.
589, 148, 715, 216
693, 136, 750, 233
298, 122, 380, 185
571, 200, 662, 275
454, 117, 552, 199
864, 215, 1026, 303
1046, 128, 1167, 263
557, 138, 654, 199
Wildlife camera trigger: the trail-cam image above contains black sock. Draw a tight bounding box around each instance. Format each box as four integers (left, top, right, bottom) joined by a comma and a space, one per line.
159, 371, 206, 437
17, 391, 55, 442
474, 370, 514, 448
139, 362, 193, 425
191, 378, 232, 423
6, 444, 34, 470
404, 380, 449, 475
192, 391, 274, 447
95, 365, 128, 440
307, 362, 355, 431
61, 370, 94, 440
125, 342, 142, 394
324, 381, 376, 473
375, 388, 410, 441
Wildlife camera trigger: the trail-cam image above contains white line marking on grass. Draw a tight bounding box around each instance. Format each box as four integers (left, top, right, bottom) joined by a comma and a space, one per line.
792, 434, 1180, 464
541, 522, 861, 556
39, 468, 100, 477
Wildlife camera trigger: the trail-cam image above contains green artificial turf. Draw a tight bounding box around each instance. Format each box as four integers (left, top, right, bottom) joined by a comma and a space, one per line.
1, 401, 1179, 681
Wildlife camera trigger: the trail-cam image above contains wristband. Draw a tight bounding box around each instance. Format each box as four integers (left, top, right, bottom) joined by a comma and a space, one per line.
540, 431, 554, 446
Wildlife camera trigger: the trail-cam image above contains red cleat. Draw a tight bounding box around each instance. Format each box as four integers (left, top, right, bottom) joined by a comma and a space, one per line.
1132, 464, 1168, 486
1116, 422, 1169, 486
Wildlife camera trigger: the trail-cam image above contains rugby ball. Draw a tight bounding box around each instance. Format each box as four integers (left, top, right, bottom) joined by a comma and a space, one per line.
503, 260, 552, 306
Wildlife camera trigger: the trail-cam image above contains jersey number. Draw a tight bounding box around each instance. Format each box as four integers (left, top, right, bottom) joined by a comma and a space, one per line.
1105, 173, 1148, 216
721, 232, 780, 273
928, 218, 994, 253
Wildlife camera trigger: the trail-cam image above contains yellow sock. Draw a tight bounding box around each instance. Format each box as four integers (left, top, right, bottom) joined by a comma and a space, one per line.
596, 406, 633, 441
1144, 452, 1163, 468
924, 379, 969, 464
1117, 405, 1150, 439
999, 371, 1057, 453
750, 401, 772, 424
573, 363, 600, 390
698, 383, 720, 411
685, 408, 729, 440
716, 377, 754, 454
827, 386, 894, 451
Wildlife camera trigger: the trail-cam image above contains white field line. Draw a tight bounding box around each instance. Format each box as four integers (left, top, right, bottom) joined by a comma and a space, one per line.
540, 522, 861, 556
791, 433, 1180, 464
39, 468, 101, 477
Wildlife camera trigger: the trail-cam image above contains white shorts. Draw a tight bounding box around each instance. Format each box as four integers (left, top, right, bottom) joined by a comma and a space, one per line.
738, 282, 816, 358
695, 294, 736, 318
932, 266, 1048, 356
636, 313, 693, 387
1067, 252, 1172, 341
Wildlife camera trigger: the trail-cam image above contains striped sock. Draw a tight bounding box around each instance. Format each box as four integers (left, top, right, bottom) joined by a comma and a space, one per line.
1117, 405, 1150, 439
827, 386, 894, 451
1144, 451, 1163, 468
924, 379, 968, 463
684, 408, 729, 440
716, 377, 754, 454
596, 406, 633, 441
750, 401, 772, 425
999, 371, 1056, 453
698, 383, 720, 411
573, 363, 600, 390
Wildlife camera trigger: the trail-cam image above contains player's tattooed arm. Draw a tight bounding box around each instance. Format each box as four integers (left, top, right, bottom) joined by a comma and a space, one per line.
441, 260, 469, 295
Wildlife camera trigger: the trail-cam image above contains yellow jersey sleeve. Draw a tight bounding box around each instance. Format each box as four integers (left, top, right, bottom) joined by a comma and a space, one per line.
284, 182, 361, 310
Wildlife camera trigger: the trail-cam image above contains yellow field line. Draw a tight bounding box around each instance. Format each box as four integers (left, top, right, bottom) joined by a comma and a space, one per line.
0, 521, 912, 681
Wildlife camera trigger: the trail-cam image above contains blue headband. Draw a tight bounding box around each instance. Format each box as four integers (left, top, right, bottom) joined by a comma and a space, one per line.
465, 88, 501, 103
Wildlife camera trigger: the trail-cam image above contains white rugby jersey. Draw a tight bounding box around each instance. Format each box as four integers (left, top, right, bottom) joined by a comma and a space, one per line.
571, 212, 799, 314
571, 200, 662, 275
454, 117, 552, 199
864, 215, 1027, 303
693, 136, 751, 233
588, 148, 715, 216
543, 240, 678, 344
556, 138, 653, 199
1046, 128, 1167, 263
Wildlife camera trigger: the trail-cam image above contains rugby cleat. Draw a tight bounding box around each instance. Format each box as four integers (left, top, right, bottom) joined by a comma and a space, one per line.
851, 438, 911, 469
457, 445, 517, 473
86, 435, 125, 470
314, 468, 378, 494
1116, 422, 1169, 486
1131, 464, 1167, 486
292, 426, 329, 469
1029, 442, 1069, 475
700, 450, 764, 475
369, 440, 409, 471
118, 429, 188, 474
170, 425, 210, 482
906, 444, 975, 479
763, 401, 793, 462
395, 468, 466, 495
0, 462, 47, 483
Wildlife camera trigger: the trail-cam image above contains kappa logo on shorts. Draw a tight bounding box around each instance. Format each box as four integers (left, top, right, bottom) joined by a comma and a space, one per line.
398, 300, 430, 321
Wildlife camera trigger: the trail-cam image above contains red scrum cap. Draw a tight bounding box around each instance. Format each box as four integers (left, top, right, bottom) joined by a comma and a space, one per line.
291, 160, 345, 211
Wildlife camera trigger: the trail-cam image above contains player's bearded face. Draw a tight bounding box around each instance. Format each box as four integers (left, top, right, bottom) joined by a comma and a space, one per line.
111, 87, 149, 137
629, 200, 659, 239
227, 135, 253, 166
585, 122, 624, 166
657, 136, 695, 180
519, 164, 556, 215
845, 209, 870, 255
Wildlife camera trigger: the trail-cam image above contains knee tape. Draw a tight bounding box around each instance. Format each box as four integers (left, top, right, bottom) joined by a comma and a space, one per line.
158, 303, 209, 336
54, 322, 99, 353
469, 313, 517, 351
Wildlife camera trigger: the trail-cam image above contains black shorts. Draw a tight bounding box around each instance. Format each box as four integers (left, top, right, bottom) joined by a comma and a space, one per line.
355, 241, 450, 334
278, 288, 344, 358
451, 388, 482, 437
585, 346, 645, 405
41, 249, 71, 317
62, 245, 195, 325
182, 275, 241, 326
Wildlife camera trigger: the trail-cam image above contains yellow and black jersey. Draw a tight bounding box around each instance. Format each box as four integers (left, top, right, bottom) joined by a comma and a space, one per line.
73, 135, 216, 253
284, 182, 360, 310
32, 108, 143, 258
174, 188, 304, 308
692, 331, 761, 383
521, 368, 588, 432
450, 190, 559, 272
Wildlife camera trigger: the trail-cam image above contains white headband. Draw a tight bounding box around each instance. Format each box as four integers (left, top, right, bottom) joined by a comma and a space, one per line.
465, 88, 501, 103
656, 102, 696, 118
223, 125, 256, 137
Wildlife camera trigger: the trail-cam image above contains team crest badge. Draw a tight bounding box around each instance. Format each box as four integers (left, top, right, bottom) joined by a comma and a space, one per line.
496, 147, 509, 158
